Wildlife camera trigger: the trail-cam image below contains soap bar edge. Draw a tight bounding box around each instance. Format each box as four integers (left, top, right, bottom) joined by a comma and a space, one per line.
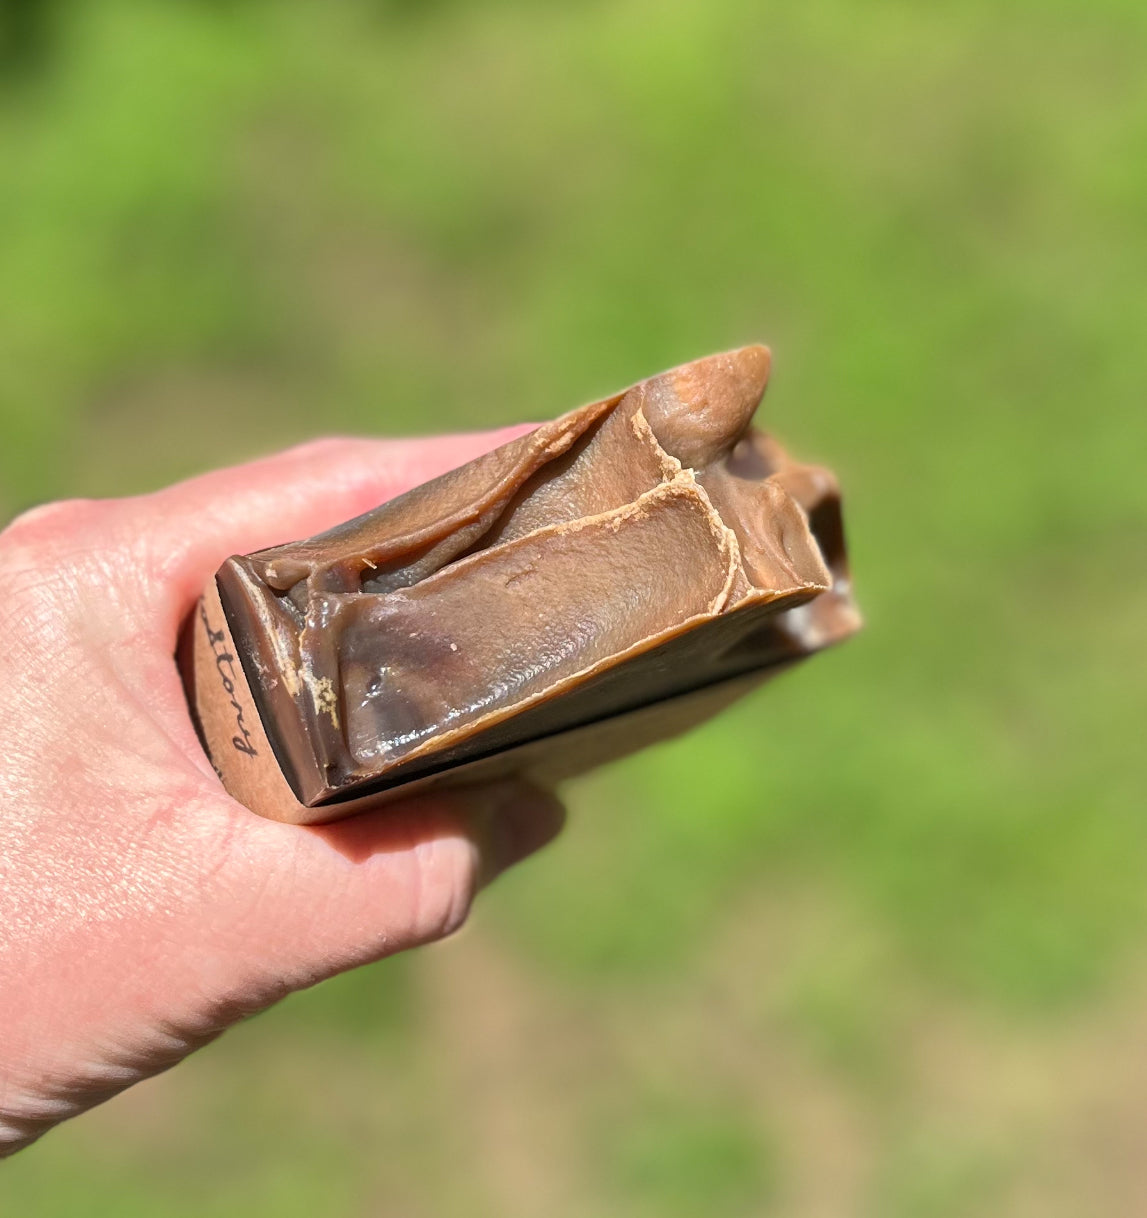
182, 572, 790, 825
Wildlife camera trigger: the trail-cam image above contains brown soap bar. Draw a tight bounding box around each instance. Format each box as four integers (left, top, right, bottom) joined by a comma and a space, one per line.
184, 346, 860, 824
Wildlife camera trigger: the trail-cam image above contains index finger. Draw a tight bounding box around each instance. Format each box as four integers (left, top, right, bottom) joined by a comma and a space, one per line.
135, 427, 534, 622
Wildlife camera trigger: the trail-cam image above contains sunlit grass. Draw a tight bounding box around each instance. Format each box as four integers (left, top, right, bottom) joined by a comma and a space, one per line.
1, 0, 1145, 1213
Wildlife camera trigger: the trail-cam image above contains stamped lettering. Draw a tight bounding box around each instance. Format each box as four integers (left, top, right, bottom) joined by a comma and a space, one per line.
200, 599, 258, 757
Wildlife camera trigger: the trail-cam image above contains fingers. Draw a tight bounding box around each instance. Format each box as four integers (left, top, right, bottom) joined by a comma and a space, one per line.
132, 427, 533, 621
311, 779, 567, 937
211, 780, 565, 995
470, 781, 570, 892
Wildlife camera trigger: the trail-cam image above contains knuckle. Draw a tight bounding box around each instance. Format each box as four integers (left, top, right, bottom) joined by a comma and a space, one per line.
2, 498, 108, 555
435, 878, 477, 941
412, 834, 480, 943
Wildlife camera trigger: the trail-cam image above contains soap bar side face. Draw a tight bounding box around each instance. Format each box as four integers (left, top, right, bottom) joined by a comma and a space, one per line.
334, 480, 739, 771
204, 345, 860, 812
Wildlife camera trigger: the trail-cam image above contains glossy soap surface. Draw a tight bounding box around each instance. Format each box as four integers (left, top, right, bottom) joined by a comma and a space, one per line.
215, 347, 860, 806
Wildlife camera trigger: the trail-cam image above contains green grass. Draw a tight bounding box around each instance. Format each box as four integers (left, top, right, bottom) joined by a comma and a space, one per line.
1, 0, 1145, 1213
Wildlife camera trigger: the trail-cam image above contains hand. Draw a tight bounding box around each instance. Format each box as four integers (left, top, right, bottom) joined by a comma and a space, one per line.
0, 431, 565, 1156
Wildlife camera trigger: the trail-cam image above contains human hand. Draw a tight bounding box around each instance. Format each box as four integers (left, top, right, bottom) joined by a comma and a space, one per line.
0, 430, 565, 1156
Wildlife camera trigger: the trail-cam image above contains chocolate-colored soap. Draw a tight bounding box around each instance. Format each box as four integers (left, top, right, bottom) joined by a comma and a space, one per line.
184, 346, 860, 824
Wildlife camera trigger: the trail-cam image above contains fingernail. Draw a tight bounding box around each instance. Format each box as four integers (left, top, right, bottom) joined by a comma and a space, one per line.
475, 780, 567, 888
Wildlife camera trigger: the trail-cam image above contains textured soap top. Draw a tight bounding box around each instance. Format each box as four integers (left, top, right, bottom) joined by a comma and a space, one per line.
207, 346, 860, 811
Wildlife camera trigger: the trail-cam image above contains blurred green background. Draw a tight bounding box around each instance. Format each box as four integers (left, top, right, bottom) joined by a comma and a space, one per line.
1, 0, 1145, 1214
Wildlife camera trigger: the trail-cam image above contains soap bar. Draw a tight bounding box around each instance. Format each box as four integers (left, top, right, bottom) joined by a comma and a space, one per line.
183, 346, 860, 824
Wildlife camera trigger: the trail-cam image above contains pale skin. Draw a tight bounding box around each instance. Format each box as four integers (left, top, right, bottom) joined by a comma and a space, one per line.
0, 430, 566, 1157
